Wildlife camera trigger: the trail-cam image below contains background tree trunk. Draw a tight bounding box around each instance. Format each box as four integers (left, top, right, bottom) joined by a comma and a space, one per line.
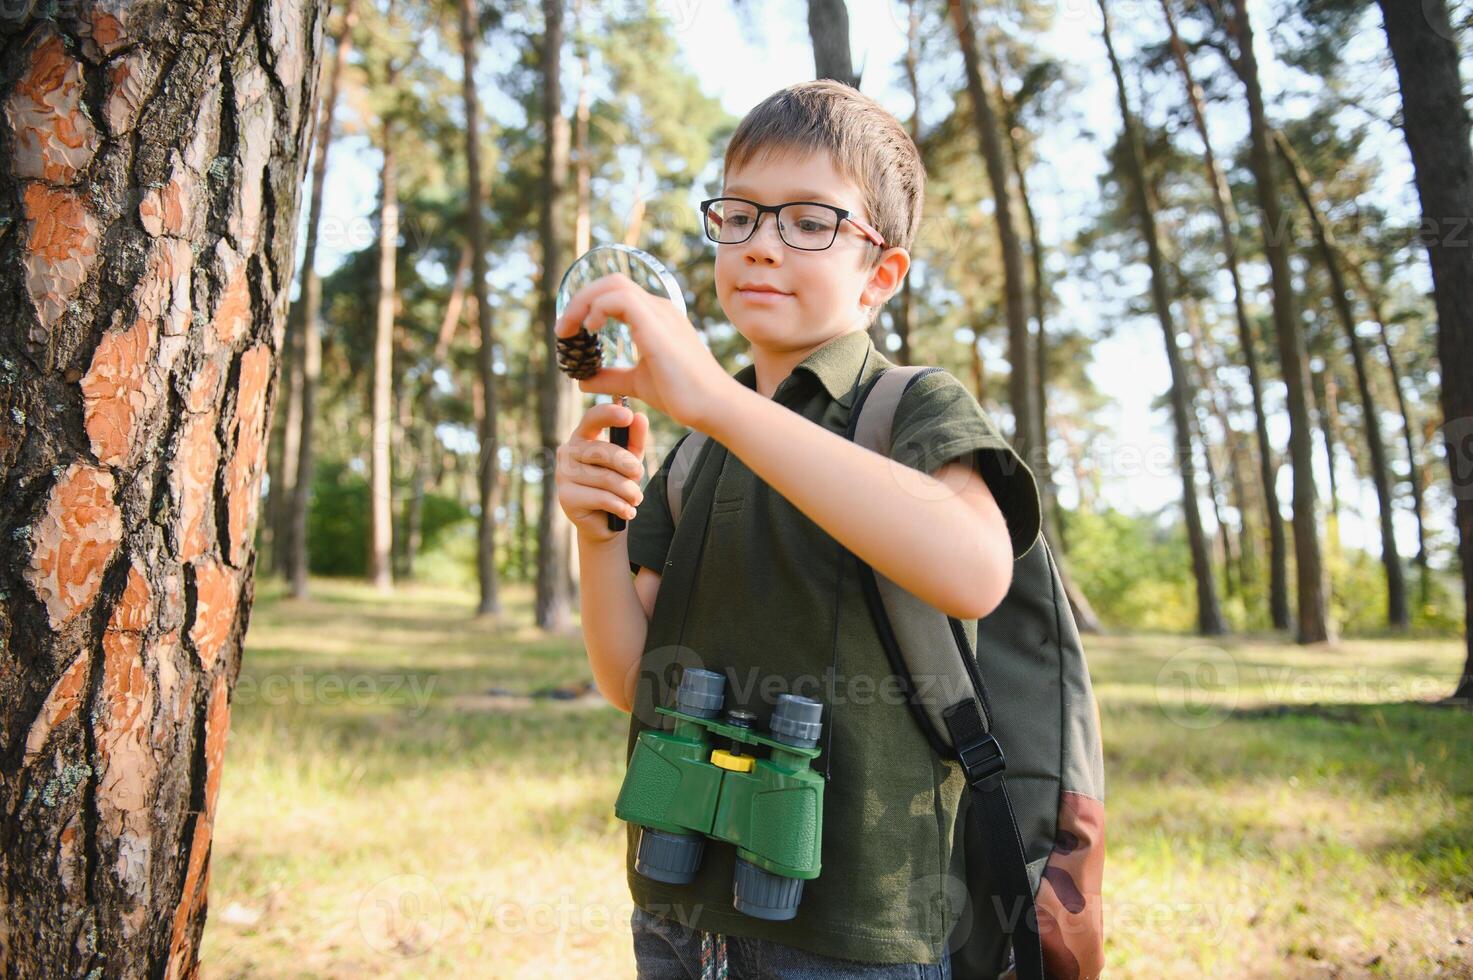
0, 1, 325, 974
462, 0, 502, 618
806, 0, 860, 88
369, 111, 398, 594
1160, 0, 1290, 629
1375, 0, 1473, 698
1277, 130, 1407, 628
949, 0, 1037, 463
1100, 0, 1225, 636
1225, 0, 1333, 643
534, 0, 575, 633
288, 0, 356, 601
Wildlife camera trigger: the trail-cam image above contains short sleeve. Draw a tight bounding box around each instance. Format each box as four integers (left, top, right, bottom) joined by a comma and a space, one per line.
625, 437, 680, 576
887, 370, 1042, 560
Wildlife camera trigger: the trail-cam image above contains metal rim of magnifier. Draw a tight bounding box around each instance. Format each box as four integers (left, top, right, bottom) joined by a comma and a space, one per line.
554, 242, 688, 324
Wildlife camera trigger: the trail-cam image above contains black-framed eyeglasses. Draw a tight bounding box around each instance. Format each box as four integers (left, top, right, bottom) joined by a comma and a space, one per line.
699, 196, 887, 251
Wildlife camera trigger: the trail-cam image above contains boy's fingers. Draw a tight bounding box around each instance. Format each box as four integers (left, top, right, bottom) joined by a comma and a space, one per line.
626, 411, 649, 463
573, 400, 633, 439
555, 273, 632, 338
578, 366, 637, 397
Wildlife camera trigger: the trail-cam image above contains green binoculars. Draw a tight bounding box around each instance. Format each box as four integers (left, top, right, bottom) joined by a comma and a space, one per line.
615, 668, 826, 920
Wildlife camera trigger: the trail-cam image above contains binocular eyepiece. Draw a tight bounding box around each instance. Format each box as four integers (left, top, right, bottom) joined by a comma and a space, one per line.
617, 668, 826, 921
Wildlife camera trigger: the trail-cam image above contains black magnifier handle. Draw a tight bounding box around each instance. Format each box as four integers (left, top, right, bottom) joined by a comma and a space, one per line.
608, 395, 631, 532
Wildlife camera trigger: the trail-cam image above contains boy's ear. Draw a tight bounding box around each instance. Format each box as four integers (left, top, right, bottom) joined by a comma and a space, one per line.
860, 245, 911, 309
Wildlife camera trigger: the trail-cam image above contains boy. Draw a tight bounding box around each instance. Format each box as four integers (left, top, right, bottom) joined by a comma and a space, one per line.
555, 80, 1040, 979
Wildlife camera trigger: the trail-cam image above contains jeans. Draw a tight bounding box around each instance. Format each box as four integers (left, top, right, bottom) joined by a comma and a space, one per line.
631, 906, 953, 979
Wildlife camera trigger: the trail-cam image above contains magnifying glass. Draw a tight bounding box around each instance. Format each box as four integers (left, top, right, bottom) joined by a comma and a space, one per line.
555, 243, 686, 532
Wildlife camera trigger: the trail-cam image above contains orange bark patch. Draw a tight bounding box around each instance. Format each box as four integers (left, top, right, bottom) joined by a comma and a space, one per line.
25, 461, 122, 629
99, 582, 158, 909
134, 237, 193, 339
23, 650, 89, 765
231, 63, 275, 251
81, 315, 160, 468
173, 410, 220, 564
140, 161, 194, 238
105, 52, 150, 135
224, 345, 271, 566
98, 627, 155, 826
212, 243, 251, 346
21, 183, 100, 336
90, 7, 128, 56
4, 33, 98, 184
185, 360, 220, 415
188, 560, 236, 671
110, 563, 152, 633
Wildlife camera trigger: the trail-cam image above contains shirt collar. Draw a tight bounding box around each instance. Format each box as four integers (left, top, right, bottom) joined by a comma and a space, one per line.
733, 329, 877, 406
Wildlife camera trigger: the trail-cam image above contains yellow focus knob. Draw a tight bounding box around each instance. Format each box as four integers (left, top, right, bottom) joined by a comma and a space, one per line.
710, 749, 756, 773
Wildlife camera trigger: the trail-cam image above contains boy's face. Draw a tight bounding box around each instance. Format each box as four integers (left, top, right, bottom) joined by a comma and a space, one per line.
715, 148, 908, 353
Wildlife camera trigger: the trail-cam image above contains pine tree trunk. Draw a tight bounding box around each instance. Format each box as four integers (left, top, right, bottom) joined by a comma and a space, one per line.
535, 0, 575, 633
948, 0, 1037, 462
1277, 130, 1407, 628
369, 112, 397, 593
1375, 0, 1473, 699
461, 0, 502, 617
1160, 0, 1290, 629
1313, 367, 1343, 525
1345, 255, 1430, 575
896, 0, 921, 368
0, 2, 325, 974
1226, 0, 1332, 643
288, 0, 356, 601
806, 0, 860, 88
1100, 0, 1225, 636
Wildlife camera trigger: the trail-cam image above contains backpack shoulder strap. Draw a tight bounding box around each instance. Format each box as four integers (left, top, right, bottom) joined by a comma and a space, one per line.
666, 429, 709, 527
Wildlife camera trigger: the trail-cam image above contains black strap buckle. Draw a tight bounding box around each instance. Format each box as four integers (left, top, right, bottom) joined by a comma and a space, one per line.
956, 731, 1007, 793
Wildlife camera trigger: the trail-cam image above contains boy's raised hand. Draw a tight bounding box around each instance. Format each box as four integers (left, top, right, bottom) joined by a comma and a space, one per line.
554, 273, 735, 433
557, 401, 651, 545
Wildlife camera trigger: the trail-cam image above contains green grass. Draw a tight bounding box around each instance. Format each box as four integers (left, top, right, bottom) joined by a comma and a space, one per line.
200, 577, 1473, 978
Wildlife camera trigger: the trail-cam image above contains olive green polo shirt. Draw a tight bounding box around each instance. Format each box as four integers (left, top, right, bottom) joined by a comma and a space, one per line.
622, 327, 1041, 965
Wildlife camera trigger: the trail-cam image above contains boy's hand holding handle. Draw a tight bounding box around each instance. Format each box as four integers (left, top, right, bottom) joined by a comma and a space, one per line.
556, 401, 651, 546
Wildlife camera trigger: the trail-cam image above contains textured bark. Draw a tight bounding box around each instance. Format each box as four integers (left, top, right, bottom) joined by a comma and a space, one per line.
1099, 0, 1225, 636
0, 1, 325, 975
461, 0, 502, 617
806, 0, 860, 89
1160, 0, 1289, 629
948, 0, 1037, 462
1375, 0, 1473, 699
534, 0, 575, 633
1225, 0, 1333, 643
1277, 130, 1407, 628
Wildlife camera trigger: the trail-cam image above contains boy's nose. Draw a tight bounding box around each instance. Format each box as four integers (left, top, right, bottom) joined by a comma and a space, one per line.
742, 212, 785, 257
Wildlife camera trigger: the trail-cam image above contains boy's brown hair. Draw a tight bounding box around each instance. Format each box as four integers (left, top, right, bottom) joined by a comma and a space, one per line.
722, 80, 925, 288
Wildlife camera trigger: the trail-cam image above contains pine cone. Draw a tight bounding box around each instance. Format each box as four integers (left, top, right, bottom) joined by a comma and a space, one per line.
556, 327, 602, 380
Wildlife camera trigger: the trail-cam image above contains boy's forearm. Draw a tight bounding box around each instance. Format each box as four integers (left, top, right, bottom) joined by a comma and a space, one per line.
576, 532, 647, 713
702, 380, 1007, 619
